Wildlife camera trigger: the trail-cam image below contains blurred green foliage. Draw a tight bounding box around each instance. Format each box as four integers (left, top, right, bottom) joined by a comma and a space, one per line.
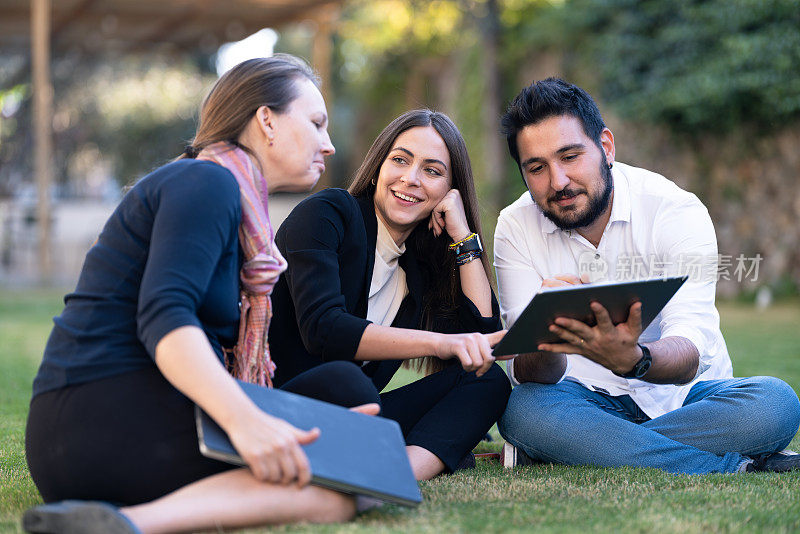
2, 0, 799, 199
86, 59, 214, 185
0, 56, 214, 194
536, 0, 800, 136
334, 0, 800, 139
333, 0, 475, 137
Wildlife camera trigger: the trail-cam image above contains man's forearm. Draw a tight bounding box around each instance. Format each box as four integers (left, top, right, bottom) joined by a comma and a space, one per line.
513, 351, 567, 384
512, 336, 699, 385
639, 336, 699, 384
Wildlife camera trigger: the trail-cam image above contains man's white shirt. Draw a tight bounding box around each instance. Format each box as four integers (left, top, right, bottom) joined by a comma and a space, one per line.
494, 162, 733, 419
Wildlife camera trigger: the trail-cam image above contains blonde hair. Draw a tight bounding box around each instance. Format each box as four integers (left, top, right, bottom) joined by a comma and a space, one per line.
180, 54, 318, 159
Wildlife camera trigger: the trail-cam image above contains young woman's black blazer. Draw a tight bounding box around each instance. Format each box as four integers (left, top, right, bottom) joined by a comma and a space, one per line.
267, 188, 501, 389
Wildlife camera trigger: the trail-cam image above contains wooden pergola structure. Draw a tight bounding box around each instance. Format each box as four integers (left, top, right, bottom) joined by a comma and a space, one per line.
0, 0, 343, 281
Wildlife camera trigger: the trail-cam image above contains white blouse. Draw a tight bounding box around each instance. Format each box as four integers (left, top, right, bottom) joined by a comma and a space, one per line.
367, 217, 409, 327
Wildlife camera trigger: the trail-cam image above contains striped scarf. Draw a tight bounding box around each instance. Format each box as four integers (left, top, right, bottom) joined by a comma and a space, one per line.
197, 141, 287, 387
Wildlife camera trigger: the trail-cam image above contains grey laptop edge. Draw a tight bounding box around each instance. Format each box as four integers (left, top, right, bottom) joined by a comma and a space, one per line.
196, 380, 422, 507
493, 276, 688, 357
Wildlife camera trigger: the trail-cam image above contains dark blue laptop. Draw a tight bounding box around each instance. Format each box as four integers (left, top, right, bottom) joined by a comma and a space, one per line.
196, 380, 422, 507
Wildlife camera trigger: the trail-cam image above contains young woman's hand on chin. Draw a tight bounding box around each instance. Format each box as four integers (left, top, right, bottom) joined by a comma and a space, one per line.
432, 330, 508, 377
429, 188, 471, 242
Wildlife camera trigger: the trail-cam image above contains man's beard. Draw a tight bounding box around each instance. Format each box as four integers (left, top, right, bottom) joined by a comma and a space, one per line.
538, 160, 613, 231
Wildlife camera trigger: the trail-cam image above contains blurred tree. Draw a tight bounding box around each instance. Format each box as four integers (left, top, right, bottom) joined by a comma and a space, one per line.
476, 0, 505, 218
551, 0, 800, 137
0, 84, 31, 196
86, 58, 214, 186
3, 1, 797, 293
334, 0, 472, 168
498, 0, 800, 295
0, 55, 214, 197
333, 0, 548, 218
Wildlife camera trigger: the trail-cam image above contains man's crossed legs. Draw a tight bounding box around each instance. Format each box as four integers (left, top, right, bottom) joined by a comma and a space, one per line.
499, 376, 800, 474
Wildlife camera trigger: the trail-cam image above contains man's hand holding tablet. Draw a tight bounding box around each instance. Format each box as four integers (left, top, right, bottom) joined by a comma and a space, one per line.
537, 275, 644, 377
493, 275, 688, 383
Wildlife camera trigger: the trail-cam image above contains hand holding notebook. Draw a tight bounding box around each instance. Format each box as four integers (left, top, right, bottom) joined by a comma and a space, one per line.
224, 406, 322, 485
197, 380, 422, 506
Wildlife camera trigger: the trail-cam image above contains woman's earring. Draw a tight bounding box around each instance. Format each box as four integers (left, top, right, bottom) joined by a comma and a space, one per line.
371, 177, 377, 186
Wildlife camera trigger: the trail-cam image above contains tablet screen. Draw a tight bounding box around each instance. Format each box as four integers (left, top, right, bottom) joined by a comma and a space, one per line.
492, 276, 688, 356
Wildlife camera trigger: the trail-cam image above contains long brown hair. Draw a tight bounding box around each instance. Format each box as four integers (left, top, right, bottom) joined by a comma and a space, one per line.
349, 110, 490, 374
179, 54, 318, 159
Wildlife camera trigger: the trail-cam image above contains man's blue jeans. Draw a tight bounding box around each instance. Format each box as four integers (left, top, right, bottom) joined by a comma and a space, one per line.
498, 376, 800, 474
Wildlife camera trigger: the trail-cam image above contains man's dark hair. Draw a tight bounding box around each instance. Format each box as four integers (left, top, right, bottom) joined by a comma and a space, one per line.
500, 78, 606, 167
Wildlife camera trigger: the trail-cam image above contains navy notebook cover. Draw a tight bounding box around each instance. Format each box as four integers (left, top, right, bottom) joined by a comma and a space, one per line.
493, 276, 688, 356
195, 380, 422, 507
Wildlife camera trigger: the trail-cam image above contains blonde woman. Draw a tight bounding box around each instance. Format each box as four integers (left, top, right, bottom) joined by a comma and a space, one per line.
24, 55, 378, 534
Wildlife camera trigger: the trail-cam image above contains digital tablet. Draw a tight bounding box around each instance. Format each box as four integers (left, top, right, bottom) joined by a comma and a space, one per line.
492, 276, 688, 357
196, 380, 422, 507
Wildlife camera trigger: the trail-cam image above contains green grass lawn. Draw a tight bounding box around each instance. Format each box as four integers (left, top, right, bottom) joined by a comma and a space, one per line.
1, 291, 799, 533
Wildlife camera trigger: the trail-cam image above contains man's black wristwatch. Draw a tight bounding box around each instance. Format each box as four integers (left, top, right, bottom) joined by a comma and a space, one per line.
615, 343, 652, 379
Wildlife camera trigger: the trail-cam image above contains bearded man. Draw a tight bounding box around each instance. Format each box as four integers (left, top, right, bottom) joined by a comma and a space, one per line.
494, 77, 800, 474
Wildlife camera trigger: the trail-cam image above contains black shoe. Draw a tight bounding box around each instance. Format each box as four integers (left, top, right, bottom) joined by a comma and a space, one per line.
454, 452, 477, 472
746, 449, 800, 473
22, 501, 140, 534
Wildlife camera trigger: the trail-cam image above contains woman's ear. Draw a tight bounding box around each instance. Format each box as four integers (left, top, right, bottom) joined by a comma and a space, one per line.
254, 106, 275, 142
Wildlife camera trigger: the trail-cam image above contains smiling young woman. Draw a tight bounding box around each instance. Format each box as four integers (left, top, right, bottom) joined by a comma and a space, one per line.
371, 126, 453, 244
268, 109, 511, 480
